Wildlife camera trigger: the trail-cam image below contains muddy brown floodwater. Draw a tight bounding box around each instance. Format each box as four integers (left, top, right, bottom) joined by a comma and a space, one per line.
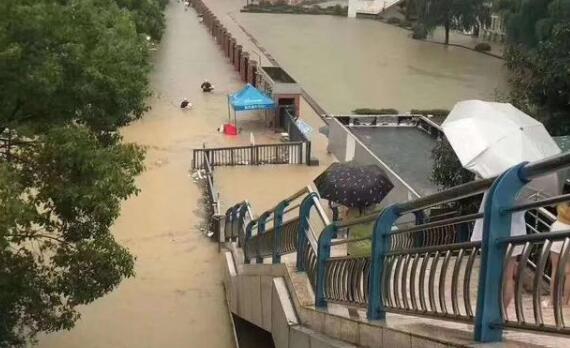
205, 0, 508, 114
37, 2, 251, 347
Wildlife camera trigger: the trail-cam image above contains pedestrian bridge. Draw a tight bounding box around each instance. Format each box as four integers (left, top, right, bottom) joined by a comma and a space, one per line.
216, 151, 570, 347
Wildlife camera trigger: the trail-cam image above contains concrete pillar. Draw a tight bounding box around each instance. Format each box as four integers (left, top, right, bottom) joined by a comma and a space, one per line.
240, 52, 249, 82
211, 17, 218, 36
222, 30, 228, 53
229, 39, 236, 63
224, 35, 231, 58
234, 45, 242, 71
215, 25, 221, 44
247, 60, 258, 86
219, 27, 226, 48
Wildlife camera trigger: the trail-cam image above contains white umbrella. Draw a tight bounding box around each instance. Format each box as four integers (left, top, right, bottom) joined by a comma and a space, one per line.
442, 100, 562, 197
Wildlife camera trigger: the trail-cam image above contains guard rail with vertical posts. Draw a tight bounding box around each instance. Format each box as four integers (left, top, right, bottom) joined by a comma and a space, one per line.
222, 152, 570, 343
192, 142, 307, 170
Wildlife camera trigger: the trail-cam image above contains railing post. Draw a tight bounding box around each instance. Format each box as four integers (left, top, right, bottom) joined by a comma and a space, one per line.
237, 204, 248, 247
297, 193, 318, 270
305, 141, 311, 165
413, 210, 426, 247
256, 212, 270, 264
315, 224, 337, 308
474, 162, 528, 342
272, 200, 289, 264
244, 221, 256, 264
274, 145, 278, 163
230, 204, 240, 242
367, 205, 400, 320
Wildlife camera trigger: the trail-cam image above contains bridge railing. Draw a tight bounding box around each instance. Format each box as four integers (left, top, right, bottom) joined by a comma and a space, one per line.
498, 193, 570, 336
242, 187, 316, 264
231, 152, 570, 342
192, 142, 306, 170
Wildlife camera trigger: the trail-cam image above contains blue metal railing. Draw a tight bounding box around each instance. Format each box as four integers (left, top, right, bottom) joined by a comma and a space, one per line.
227, 152, 570, 342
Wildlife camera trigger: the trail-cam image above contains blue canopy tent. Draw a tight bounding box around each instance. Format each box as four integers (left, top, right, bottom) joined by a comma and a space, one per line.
226, 84, 275, 134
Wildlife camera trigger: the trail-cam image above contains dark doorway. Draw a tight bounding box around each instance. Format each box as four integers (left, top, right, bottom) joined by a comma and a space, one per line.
277, 98, 295, 129
232, 314, 275, 348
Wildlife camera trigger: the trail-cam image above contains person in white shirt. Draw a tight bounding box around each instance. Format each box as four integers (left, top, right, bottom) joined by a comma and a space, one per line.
471, 190, 527, 309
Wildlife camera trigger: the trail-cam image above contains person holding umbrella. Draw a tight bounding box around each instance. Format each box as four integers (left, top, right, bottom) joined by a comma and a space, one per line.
442, 100, 561, 309
314, 161, 394, 256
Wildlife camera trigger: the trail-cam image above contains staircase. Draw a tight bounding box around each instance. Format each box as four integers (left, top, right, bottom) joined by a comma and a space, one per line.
218, 153, 570, 348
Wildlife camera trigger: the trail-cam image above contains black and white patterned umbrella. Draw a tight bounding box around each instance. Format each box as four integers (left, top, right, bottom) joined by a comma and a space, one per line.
314, 162, 394, 208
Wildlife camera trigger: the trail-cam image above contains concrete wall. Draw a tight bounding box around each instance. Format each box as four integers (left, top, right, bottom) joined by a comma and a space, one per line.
224, 252, 359, 348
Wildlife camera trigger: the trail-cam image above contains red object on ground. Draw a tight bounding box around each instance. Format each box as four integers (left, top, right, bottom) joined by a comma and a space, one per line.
224, 123, 238, 135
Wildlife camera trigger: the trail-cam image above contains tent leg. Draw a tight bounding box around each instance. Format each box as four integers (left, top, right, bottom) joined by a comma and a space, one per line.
227, 94, 231, 124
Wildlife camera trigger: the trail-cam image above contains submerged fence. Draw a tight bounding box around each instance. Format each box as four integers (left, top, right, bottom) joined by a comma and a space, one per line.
192, 142, 306, 170
224, 152, 570, 342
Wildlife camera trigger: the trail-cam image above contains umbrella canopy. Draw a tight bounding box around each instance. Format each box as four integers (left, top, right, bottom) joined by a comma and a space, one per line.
230, 84, 275, 111
314, 162, 394, 208
442, 100, 562, 196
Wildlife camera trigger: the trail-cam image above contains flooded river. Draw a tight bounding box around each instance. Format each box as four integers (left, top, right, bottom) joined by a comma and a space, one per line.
213, 0, 508, 113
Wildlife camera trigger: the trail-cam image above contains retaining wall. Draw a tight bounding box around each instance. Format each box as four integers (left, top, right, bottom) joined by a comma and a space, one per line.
191, 0, 260, 86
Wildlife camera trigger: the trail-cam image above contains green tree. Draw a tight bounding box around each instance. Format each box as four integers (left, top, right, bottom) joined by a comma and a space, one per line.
431, 138, 480, 215
501, 0, 570, 135
497, 0, 570, 46
0, 127, 143, 346
417, 0, 491, 44
113, 0, 167, 41
0, 0, 152, 139
431, 137, 475, 188
0, 0, 154, 345
506, 22, 570, 135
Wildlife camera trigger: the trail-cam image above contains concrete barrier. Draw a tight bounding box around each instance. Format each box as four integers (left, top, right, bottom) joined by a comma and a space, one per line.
222, 31, 229, 55
240, 52, 249, 82
234, 45, 242, 71
247, 60, 257, 86
223, 252, 359, 348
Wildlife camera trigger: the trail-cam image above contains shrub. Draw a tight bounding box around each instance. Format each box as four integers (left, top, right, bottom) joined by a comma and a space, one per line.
399, 20, 412, 28
474, 42, 492, 52
412, 23, 427, 39
331, 4, 346, 16
353, 108, 400, 115
387, 16, 401, 25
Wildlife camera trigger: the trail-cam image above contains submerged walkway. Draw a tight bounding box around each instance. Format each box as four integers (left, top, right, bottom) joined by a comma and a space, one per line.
39, 3, 248, 347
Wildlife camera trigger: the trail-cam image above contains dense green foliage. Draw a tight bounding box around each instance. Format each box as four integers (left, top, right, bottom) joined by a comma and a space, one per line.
431, 138, 475, 188
415, 0, 491, 43
500, 0, 570, 135
412, 23, 429, 38
496, 0, 569, 47
0, 0, 163, 345
242, 2, 348, 16
474, 42, 492, 51
114, 0, 167, 41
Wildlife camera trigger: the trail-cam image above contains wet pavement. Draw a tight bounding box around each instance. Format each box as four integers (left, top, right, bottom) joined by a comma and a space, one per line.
351, 127, 437, 195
